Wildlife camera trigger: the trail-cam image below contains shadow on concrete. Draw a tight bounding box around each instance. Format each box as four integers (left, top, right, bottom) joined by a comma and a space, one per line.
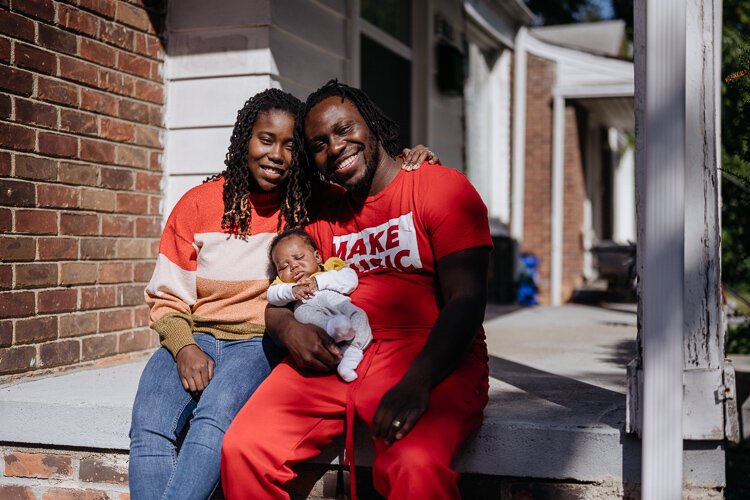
487, 355, 642, 490
484, 303, 525, 322
602, 304, 638, 315
600, 339, 638, 368
488, 356, 625, 428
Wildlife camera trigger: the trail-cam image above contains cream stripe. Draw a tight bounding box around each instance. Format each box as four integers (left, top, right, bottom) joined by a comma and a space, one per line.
146, 254, 198, 305
194, 231, 276, 281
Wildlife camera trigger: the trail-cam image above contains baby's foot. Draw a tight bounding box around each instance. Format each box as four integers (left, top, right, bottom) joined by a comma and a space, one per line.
326, 315, 355, 342
338, 367, 358, 382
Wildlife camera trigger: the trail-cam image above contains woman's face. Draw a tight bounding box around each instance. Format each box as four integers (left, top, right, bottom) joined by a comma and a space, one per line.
247, 110, 296, 192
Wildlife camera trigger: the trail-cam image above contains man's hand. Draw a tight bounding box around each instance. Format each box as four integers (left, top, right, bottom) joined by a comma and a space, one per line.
371, 248, 490, 445
277, 320, 341, 372
372, 377, 430, 445
175, 344, 214, 393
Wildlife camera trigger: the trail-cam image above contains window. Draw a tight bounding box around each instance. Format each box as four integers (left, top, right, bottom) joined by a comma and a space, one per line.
360, 0, 411, 47
359, 0, 412, 147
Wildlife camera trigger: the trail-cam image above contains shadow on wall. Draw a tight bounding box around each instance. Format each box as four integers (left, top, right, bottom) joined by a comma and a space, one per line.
143, 0, 166, 38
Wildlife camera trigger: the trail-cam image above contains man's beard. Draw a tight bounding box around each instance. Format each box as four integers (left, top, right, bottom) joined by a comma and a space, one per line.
335, 139, 380, 198
350, 145, 379, 197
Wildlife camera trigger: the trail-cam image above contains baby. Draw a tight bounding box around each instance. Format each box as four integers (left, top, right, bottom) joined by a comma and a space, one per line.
267, 228, 372, 382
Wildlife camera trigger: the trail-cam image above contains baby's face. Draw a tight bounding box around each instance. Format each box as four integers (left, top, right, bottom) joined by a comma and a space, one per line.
272, 236, 322, 283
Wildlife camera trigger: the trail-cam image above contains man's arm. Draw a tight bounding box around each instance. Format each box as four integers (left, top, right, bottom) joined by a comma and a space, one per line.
371, 247, 489, 444
265, 304, 342, 372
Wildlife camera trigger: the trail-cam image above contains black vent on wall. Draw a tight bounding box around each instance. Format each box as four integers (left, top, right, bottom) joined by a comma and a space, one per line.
435, 41, 465, 95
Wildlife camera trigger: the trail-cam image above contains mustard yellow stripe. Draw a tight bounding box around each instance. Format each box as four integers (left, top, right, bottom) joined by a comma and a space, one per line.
194, 276, 270, 325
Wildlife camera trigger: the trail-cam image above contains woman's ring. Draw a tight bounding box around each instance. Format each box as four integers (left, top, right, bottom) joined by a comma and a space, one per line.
426, 150, 434, 157
392, 420, 403, 429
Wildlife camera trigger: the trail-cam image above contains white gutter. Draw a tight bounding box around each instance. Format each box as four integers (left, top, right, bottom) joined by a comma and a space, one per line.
510, 27, 527, 243
549, 94, 565, 306
464, 1, 515, 48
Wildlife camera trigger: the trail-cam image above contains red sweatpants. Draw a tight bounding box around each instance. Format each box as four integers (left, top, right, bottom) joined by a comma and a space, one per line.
220, 336, 489, 499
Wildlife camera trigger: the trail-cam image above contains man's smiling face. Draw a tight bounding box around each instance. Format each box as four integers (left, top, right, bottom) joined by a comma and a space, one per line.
304, 97, 380, 197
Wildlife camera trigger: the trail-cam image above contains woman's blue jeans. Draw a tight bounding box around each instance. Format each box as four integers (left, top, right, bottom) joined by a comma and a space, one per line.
128, 334, 283, 500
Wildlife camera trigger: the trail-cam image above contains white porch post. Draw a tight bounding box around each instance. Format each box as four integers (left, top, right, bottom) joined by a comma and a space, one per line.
611, 128, 636, 244
612, 139, 636, 244
634, 0, 731, 496
511, 27, 528, 243
550, 95, 565, 306
638, 0, 686, 497
683, 0, 723, 372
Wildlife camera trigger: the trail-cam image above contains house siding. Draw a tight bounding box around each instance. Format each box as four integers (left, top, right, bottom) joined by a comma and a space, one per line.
163, 0, 350, 216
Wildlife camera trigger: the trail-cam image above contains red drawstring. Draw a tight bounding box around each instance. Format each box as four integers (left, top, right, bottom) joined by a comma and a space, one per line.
343, 340, 380, 500
344, 384, 357, 500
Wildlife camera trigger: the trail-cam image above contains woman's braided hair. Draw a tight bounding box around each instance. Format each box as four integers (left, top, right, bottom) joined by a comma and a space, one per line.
302, 79, 401, 158
206, 88, 314, 237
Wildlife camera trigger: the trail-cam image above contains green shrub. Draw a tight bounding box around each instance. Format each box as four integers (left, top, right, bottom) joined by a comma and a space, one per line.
727, 321, 750, 354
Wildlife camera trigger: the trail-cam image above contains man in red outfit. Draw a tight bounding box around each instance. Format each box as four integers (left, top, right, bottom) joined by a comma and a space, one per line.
221, 80, 492, 499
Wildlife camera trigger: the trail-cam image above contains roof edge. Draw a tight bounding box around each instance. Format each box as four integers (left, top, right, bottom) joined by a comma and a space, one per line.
495, 0, 536, 25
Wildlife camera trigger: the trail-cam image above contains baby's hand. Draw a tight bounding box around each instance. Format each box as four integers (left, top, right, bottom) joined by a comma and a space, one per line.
292, 279, 317, 301
300, 277, 319, 294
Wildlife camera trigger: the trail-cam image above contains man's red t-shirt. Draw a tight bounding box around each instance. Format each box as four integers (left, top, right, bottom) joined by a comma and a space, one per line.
307, 163, 492, 338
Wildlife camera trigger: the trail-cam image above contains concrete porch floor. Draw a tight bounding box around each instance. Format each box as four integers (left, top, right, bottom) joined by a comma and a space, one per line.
465, 303, 639, 480
0, 304, 725, 490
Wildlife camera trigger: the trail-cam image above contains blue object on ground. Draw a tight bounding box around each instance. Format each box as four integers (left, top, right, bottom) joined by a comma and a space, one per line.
517, 253, 539, 306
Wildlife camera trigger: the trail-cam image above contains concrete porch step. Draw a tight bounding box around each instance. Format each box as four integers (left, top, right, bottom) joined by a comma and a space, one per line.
0, 305, 725, 492
0, 357, 628, 481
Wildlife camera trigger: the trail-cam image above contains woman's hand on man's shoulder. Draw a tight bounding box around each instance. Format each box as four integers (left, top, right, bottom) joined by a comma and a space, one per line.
401, 145, 439, 171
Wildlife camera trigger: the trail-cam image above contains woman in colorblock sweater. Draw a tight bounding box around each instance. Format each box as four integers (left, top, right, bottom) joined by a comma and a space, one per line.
128, 89, 310, 500
128, 88, 436, 500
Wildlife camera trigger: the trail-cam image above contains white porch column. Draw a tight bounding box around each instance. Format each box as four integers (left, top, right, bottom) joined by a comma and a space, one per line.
550, 94, 565, 306
682, 0, 731, 442
511, 27, 528, 242
465, 43, 512, 223
633, 0, 731, 496
637, 0, 686, 497
612, 132, 636, 244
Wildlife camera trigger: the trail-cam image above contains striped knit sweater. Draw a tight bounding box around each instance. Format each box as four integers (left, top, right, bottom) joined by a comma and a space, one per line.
145, 177, 281, 357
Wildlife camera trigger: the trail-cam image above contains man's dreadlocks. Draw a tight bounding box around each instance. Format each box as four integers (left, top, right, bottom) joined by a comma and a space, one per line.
206, 88, 313, 237
302, 79, 401, 159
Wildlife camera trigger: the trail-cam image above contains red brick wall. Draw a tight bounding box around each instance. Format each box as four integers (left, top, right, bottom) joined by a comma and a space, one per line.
0, 0, 165, 378
0, 445, 130, 498
522, 54, 554, 304
561, 105, 586, 300
522, 54, 587, 304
